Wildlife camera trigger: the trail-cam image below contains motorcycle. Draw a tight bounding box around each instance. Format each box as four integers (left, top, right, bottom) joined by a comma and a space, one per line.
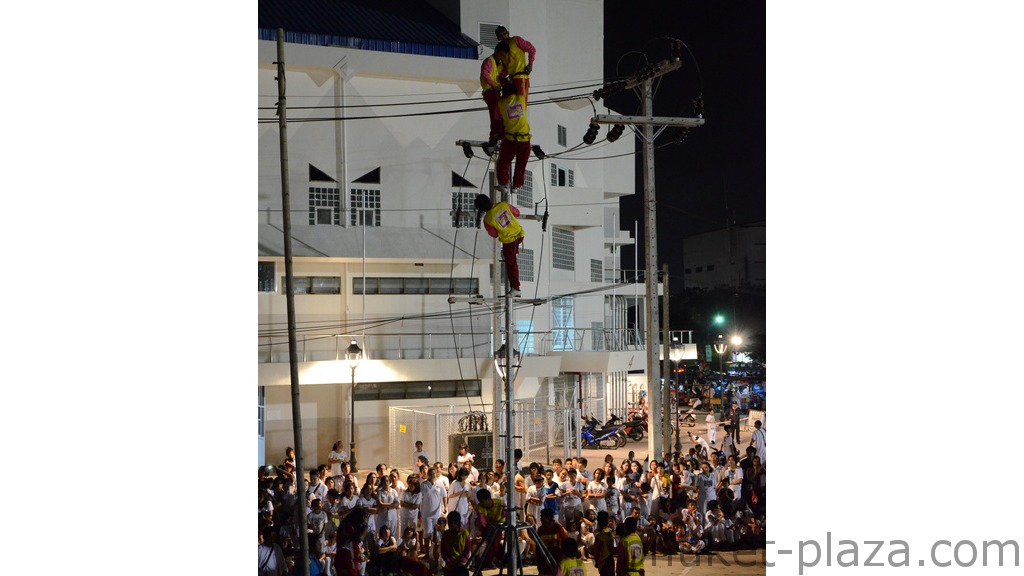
681, 397, 701, 427
581, 416, 627, 449
611, 412, 646, 442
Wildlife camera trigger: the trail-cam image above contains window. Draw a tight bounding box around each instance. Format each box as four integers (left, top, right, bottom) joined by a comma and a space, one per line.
552, 227, 575, 270
258, 386, 266, 438
452, 192, 477, 228
353, 277, 480, 295
309, 186, 341, 225
552, 296, 575, 351
288, 276, 341, 294
557, 125, 567, 147
685, 268, 692, 274
516, 170, 534, 206
549, 165, 573, 187
590, 259, 602, 282
350, 188, 381, 226
696, 266, 703, 273
479, 22, 501, 50
354, 380, 482, 401
592, 322, 605, 351
519, 248, 534, 283
259, 262, 275, 292
516, 319, 535, 355
707, 264, 715, 271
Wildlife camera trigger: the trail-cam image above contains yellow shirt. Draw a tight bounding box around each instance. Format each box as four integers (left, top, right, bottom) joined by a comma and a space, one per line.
483, 201, 524, 245
499, 94, 530, 142
560, 557, 587, 576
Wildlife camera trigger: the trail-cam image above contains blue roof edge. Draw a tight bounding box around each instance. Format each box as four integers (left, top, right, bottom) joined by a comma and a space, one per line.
259, 29, 479, 60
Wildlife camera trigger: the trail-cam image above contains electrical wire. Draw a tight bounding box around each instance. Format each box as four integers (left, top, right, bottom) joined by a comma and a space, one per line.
257, 82, 604, 111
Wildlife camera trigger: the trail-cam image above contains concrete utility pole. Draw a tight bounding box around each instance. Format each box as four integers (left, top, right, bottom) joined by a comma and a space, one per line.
275, 29, 310, 576
591, 51, 704, 463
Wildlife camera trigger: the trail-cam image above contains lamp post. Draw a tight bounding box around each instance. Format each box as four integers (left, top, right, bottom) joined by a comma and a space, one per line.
669, 337, 684, 453
713, 335, 727, 413
346, 339, 362, 472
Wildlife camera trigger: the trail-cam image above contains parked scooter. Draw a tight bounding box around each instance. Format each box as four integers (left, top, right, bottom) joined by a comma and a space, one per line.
582, 416, 627, 449
681, 397, 701, 427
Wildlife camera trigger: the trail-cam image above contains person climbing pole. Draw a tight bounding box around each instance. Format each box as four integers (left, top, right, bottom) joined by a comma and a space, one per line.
495, 81, 532, 197
495, 26, 536, 106
480, 43, 508, 153
475, 192, 524, 298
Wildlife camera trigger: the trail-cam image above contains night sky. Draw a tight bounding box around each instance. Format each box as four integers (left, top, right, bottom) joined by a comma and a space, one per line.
602, 2, 765, 274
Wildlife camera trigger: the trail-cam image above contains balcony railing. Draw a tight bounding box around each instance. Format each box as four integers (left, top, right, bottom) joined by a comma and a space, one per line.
257, 328, 654, 363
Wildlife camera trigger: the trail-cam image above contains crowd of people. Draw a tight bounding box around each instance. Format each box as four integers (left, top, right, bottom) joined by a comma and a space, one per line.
258, 421, 767, 576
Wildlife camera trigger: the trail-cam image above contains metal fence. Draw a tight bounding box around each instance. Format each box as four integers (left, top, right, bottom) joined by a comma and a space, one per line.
389, 404, 580, 472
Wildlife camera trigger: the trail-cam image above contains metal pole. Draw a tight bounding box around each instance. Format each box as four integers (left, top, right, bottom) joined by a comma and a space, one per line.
661, 263, 671, 457
642, 78, 663, 462
504, 289, 517, 576
350, 365, 358, 472
276, 29, 310, 576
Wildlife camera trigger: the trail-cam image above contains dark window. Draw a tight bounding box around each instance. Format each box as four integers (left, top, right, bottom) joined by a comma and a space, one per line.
696, 266, 703, 273
259, 262, 275, 292
707, 264, 715, 271
354, 380, 482, 401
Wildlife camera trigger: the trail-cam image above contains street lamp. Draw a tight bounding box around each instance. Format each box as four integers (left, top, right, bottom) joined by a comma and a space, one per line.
669, 337, 684, 452
346, 339, 362, 472
713, 335, 727, 412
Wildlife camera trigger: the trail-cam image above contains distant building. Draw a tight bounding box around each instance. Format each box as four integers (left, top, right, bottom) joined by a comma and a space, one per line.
681, 222, 765, 290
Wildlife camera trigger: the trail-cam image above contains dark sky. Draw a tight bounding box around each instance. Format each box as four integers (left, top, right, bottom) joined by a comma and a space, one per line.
602, 2, 765, 273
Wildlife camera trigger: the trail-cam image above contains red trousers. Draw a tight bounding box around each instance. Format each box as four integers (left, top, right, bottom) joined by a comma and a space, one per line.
483, 89, 503, 143
513, 75, 530, 107
502, 237, 523, 291
497, 139, 532, 189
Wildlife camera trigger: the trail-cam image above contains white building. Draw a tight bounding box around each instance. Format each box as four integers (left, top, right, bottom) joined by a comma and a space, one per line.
258, 0, 655, 471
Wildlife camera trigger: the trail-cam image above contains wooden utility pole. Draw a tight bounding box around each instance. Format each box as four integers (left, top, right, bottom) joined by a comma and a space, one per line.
275, 29, 310, 576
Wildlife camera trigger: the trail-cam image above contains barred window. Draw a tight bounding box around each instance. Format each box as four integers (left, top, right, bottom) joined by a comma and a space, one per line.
452, 192, 477, 228
354, 277, 479, 295
557, 125, 567, 147
552, 227, 575, 271
519, 248, 535, 283
350, 188, 381, 226
515, 170, 534, 206
309, 186, 341, 225
552, 296, 575, 351
590, 259, 602, 282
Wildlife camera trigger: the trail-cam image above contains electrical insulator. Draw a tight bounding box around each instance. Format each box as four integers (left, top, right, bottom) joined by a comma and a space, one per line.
592, 79, 625, 101
606, 124, 626, 143
583, 122, 600, 145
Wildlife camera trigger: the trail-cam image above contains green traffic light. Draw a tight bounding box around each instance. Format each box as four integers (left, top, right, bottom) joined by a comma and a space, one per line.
713, 314, 725, 325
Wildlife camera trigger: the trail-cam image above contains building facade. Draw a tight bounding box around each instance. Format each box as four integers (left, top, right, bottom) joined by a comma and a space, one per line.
258, 0, 652, 470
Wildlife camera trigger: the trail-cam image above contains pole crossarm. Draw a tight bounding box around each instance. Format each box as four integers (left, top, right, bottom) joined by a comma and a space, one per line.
592, 114, 705, 128
448, 296, 545, 306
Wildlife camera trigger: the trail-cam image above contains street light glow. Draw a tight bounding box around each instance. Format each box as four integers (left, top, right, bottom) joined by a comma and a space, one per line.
730, 335, 743, 346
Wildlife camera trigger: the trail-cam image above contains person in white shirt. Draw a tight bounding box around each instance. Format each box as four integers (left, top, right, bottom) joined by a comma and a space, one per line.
525, 475, 543, 525
722, 455, 743, 503
419, 468, 445, 546
448, 468, 472, 517
695, 461, 716, 516
328, 441, 347, 483
307, 469, 328, 505
559, 468, 583, 524
705, 411, 718, 445
689, 430, 711, 460
586, 469, 608, 513
412, 441, 430, 469
749, 420, 767, 466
